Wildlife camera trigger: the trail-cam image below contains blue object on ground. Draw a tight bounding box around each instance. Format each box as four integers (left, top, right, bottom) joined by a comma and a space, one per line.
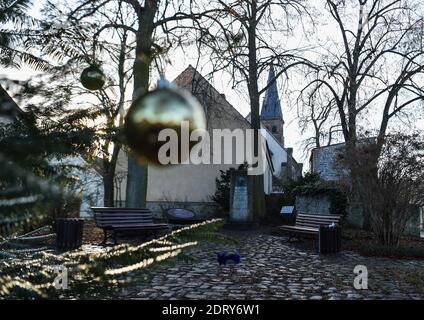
216, 252, 242, 265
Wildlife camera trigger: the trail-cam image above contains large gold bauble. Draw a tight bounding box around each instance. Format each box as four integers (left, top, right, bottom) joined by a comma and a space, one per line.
124, 87, 206, 165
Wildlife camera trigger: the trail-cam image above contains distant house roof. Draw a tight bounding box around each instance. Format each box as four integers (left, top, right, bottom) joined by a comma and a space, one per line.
260, 66, 283, 120
172, 65, 275, 174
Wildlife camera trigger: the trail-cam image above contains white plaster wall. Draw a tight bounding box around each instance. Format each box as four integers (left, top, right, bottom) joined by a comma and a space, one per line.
245, 114, 288, 177
114, 66, 275, 203
262, 127, 287, 177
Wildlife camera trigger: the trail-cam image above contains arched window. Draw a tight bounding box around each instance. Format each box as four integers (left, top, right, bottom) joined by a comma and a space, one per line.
271, 125, 277, 133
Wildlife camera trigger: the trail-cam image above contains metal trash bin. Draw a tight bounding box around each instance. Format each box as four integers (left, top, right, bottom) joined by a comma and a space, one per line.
319, 225, 341, 254
56, 218, 84, 249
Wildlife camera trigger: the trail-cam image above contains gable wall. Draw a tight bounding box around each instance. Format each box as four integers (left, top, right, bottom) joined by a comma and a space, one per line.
114, 67, 273, 207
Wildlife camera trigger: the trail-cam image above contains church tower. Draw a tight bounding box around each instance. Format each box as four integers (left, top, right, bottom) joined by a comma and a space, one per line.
260, 66, 285, 147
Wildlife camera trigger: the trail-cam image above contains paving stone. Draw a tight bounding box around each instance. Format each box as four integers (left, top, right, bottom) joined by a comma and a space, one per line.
118, 231, 424, 300
185, 294, 206, 299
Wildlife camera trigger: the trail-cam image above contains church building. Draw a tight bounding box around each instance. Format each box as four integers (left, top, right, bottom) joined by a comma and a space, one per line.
83, 65, 304, 217
247, 66, 303, 187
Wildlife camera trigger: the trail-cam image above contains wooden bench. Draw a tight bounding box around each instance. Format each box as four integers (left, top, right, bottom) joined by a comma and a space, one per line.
279, 213, 341, 241
91, 207, 169, 244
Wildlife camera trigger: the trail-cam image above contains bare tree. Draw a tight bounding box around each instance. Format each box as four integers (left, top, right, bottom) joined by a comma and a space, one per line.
196, 0, 312, 218
20, 1, 141, 207
340, 132, 424, 245
43, 0, 223, 208
302, 0, 424, 229
297, 84, 343, 153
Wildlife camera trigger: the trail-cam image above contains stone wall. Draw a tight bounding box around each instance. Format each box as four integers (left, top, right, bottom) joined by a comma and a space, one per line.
295, 195, 332, 215
345, 203, 364, 228
146, 201, 221, 219
344, 203, 422, 238
310, 144, 347, 181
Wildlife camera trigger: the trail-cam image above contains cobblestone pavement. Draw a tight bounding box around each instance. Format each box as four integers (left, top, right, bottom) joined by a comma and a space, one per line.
120, 231, 424, 300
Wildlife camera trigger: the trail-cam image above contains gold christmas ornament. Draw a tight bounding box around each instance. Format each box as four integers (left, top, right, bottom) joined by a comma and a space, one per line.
80, 65, 106, 91
124, 86, 206, 165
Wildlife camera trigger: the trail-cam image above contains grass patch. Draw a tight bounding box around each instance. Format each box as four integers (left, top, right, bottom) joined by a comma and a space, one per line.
381, 267, 424, 294
341, 228, 424, 260
359, 244, 424, 259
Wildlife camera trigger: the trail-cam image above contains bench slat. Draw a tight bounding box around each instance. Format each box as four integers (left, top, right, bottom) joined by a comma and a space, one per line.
95, 216, 153, 221
280, 225, 318, 232
297, 218, 339, 222
94, 213, 152, 216
92, 207, 151, 211
94, 209, 154, 224
297, 214, 340, 219
279, 213, 340, 239
94, 211, 152, 214
108, 223, 168, 229
296, 217, 340, 221
297, 222, 330, 228
297, 220, 338, 225
96, 221, 154, 224
297, 217, 340, 222
297, 213, 340, 219
97, 222, 153, 224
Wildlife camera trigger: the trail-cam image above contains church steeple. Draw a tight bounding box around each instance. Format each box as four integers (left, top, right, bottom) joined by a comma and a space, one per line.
260, 66, 285, 147
261, 65, 283, 120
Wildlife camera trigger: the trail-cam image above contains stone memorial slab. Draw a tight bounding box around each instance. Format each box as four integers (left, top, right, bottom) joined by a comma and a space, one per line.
226, 170, 255, 229
231, 175, 249, 222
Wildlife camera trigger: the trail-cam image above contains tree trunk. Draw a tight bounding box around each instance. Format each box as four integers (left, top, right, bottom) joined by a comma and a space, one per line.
362, 207, 372, 231
126, 157, 148, 207
347, 141, 380, 232
103, 173, 114, 207
103, 143, 121, 207
125, 2, 158, 208
247, 2, 265, 221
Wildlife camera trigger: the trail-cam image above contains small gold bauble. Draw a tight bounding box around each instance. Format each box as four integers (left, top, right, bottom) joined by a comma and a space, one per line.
80, 65, 106, 91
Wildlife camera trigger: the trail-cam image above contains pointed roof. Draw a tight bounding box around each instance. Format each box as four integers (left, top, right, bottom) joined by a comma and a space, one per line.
172, 65, 253, 129
261, 66, 282, 120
